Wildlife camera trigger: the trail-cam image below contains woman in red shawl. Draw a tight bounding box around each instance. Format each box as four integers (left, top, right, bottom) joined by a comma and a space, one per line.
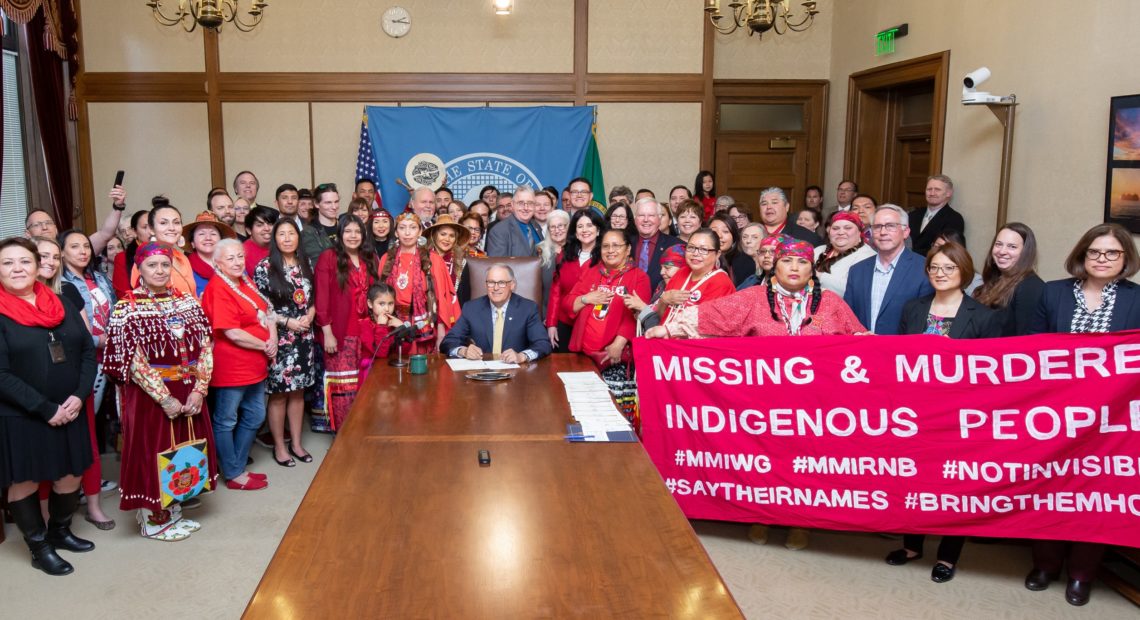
566, 229, 650, 428
313, 215, 379, 431
376, 212, 460, 353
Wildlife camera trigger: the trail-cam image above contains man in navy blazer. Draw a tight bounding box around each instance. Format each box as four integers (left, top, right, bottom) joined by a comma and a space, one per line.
908, 175, 965, 257
441, 264, 552, 363
632, 198, 681, 291
485, 186, 543, 257
844, 204, 934, 335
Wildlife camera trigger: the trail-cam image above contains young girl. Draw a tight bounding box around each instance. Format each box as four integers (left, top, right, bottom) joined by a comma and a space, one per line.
358, 284, 404, 381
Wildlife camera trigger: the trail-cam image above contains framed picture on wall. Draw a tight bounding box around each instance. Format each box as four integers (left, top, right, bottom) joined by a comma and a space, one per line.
1105, 94, 1140, 233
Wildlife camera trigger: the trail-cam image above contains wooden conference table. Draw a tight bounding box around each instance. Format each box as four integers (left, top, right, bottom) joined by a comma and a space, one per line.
244, 354, 742, 619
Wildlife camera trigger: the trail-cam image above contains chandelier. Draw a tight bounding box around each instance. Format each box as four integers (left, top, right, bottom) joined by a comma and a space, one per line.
147, 0, 268, 33
704, 0, 818, 38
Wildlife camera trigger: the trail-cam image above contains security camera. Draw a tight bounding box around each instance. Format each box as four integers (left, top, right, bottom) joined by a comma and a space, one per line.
962, 66, 1009, 104
963, 67, 990, 89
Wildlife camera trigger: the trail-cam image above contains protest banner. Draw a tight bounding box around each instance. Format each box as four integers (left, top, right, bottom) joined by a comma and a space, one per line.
635, 331, 1140, 547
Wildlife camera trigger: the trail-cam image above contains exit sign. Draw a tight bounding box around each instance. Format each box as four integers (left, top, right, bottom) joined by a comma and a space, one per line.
876, 23, 909, 56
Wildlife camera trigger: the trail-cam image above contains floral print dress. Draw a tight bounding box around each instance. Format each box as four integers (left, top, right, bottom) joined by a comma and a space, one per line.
255, 259, 317, 394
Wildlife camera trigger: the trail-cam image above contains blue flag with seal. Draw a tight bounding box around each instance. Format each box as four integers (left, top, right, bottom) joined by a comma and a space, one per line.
363, 106, 595, 216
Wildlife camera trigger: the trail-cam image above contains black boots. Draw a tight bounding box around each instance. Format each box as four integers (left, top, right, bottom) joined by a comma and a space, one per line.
9, 494, 73, 576
45, 490, 95, 553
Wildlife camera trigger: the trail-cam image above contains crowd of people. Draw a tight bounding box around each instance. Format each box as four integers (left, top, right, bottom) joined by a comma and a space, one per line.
0, 169, 1135, 607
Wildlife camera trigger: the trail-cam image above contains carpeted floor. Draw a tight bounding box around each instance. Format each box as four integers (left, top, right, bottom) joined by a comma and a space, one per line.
2, 428, 1136, 619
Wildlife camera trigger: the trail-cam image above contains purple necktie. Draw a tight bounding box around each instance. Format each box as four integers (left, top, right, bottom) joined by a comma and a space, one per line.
638, 239, 651, 272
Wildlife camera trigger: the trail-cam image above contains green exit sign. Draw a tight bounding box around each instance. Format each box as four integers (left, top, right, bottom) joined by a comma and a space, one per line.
876, 23, 909, 56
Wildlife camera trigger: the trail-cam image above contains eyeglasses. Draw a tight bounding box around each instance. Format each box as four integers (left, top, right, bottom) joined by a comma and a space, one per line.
927, 264, 959, 275
27, 221, 54, 231
569, 189, 591, 196
516, 200, 536, 207
685, 245, 717, 257
464, 226, 483, 234
870, 223, 905, 233
601, 243, 628, 251
548, 224, 568, 231
1086, 249, 1124, 261
485, 280, 513, 289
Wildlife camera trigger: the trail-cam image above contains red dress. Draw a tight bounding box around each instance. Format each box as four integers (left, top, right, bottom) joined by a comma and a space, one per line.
313, 250, 376, 431
357, 317, 395, 383
547, 253, 591, 328
684, 285, 866, 337
565, 265, 650, 355
376, 248, 460, 353
103, 289, 218, 512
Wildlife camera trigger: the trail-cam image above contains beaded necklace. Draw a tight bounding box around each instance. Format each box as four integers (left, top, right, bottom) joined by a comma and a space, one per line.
143, 286, 193, 383
213, 267, 275, 327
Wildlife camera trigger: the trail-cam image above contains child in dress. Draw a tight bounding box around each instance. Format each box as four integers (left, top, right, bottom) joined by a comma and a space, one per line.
358, 283, 405, 381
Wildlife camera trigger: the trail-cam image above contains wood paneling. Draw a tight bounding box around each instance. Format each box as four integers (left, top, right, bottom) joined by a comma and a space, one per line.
76, 72, 208, 101
844, 51, 950, 197
216, 73, 577, 102
585, 73, 704, 101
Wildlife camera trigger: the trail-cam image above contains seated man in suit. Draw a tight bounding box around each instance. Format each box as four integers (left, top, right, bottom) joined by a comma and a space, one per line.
485, 185, 543, 257
441, 263, 552, 364
908, 174, 965, 257
844, 204, 934, 335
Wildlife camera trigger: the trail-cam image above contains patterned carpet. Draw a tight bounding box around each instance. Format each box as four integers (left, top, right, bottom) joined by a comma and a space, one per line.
2, 429, 1136, 619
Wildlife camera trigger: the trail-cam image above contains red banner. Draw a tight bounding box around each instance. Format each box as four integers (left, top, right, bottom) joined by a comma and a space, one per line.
634, 331, 1140, 548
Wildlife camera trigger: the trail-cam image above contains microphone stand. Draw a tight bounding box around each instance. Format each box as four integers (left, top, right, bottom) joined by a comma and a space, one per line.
388, 325, 412, 367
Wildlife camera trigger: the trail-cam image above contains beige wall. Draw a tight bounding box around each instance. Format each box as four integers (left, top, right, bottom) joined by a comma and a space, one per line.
713, 0, 832, 79
222, 103, 312, 206
217, 0, 574, 73
87, 103, 211, 224
827, 0, 1140, 279
592, 103, 702, 201
589, 0, 704, 74
82, 0, 204, 72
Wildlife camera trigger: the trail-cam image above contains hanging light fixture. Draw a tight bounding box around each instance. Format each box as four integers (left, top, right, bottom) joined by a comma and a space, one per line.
147, 0, 269, 33
704, 0, 818, 39
492, 0, 514, 16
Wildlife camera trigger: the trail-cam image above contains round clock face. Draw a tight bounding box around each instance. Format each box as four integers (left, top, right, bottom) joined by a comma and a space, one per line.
382, 6, 412, 38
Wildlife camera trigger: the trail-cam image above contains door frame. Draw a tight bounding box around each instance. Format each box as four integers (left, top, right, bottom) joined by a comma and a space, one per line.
843, 51, 950, 184
713, 80, 830, 196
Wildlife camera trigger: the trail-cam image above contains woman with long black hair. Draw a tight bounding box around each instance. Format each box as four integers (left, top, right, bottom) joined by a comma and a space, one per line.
314, 216, 379, 431
255, 218, 316, 466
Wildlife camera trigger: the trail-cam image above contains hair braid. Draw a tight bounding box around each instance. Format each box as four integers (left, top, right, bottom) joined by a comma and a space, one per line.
766, 272, 780, 323
419, 246, 438, 323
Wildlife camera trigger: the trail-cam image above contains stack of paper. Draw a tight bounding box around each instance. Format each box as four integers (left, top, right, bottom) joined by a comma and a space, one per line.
557, 372, 637, 443
446, 359, 521, 371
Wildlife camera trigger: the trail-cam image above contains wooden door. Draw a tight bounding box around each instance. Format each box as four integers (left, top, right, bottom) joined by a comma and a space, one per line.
891, 129, 931, 209
714, 136, 807, 211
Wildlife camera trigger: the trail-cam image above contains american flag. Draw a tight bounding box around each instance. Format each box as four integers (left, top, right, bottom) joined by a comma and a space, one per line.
355, 111, 382, 209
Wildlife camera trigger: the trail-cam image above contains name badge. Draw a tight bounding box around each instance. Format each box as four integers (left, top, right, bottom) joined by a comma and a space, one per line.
48, 332, 66, 364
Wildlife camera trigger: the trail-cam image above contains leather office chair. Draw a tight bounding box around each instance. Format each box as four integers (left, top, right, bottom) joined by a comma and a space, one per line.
465, 256, 543, 309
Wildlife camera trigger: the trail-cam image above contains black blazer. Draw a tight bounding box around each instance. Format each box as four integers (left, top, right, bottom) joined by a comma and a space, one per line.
0, 296, 96, 419
900, 294, 1001, 339
635, 232, 681, 292
984, 273, 1045, 336
440, 293, 552, 359
1028, 278, 1140, 334
908, 205, 965, 257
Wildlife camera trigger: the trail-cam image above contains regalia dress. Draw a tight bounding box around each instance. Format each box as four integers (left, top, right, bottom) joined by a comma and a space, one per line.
104, 287, 218, 512
377, 248, 460, 354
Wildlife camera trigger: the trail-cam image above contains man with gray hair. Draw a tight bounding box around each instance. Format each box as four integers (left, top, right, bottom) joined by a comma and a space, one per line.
714, 195, 735, 214
757, 187, 822, 246
409, 186, 437, 227
608, 185, 634, 207
632, 197, 681, 291
485, 185, 543, 257
843, 204, 933, 335
908, 174, 964, 257
440, 263, 551, 363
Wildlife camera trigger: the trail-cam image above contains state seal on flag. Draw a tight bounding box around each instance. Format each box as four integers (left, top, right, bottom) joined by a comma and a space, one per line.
442, 152, 543, 205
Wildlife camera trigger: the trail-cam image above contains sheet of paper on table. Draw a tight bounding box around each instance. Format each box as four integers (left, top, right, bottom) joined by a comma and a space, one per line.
446, 359, 521, 371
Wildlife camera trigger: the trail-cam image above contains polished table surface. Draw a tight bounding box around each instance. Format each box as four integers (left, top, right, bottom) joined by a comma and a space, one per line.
244, 355, 742, 619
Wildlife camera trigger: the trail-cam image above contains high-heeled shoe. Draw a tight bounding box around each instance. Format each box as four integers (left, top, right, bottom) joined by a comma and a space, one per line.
289, 445, 314, 463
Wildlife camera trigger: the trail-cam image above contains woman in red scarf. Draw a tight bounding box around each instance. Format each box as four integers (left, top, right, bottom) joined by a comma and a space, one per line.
376, 213, 460, 354
0, 238, 97, 575
656, 228, 736, 327
566, 229, 650, 428
424, 214, 471, 310
314, 215, 379, 431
